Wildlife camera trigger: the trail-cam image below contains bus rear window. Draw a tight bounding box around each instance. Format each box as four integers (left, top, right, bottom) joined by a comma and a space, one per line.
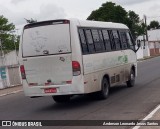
22, 23, 71, 57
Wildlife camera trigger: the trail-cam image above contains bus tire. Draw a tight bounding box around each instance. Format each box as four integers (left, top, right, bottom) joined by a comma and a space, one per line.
97, 77, 110, 100
52, 95, 70, 103
126, 69, 135, 87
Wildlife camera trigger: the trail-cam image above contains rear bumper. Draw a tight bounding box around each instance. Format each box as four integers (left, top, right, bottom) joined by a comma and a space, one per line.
22, 80, 84, 97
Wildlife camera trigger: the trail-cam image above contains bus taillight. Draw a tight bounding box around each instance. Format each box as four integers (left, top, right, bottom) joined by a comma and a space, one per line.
72, 61, 81, 76
20, 65, 26, 79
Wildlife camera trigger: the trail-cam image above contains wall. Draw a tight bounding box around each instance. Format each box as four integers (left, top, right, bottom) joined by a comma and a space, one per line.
149, 42, 160, 56
136, 46, 144, 59
136, 41, 151, 59
0, 51, 21, 89
3, 51, 18, 66
143, 42, 150, 57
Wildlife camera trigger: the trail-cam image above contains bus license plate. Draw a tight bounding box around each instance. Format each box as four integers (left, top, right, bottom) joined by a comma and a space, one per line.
44, 88, 57, 93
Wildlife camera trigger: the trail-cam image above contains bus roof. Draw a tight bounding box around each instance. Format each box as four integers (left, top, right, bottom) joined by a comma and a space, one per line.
24, 18, 129, 30
70, 18, 129, 30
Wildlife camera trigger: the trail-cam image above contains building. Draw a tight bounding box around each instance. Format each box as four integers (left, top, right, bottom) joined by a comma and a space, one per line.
136, 29, 160, 59
0, 51, 22, 89
147, 29, 160, 56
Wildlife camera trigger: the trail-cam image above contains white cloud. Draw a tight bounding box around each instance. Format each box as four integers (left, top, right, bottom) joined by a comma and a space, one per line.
11, 0, 27, 4
112, 0, 153, 6
1, 0, 160, 31
38, 4, 66, 21
0, 2, 66, 32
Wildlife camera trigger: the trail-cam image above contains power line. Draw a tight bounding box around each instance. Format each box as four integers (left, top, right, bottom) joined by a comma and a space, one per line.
147, 16, 160, 19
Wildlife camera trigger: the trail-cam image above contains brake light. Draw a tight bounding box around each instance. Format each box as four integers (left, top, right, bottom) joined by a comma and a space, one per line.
20, 65, 26, 79
72, 61, 81, 76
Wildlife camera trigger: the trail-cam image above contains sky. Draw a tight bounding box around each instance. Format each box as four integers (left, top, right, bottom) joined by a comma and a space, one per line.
1, 0, 160, 34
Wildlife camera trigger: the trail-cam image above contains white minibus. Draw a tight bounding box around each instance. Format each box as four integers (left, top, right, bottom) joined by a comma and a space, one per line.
19, 19, 138, 103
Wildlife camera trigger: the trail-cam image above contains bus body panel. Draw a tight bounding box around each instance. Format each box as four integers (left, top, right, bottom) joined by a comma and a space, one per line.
23, 54, 72, 86
21, 22, 74, 86
19, 19, 86, 97
22, 75, 84, 96
123, 49, 137, 80
82, 51, 125, 92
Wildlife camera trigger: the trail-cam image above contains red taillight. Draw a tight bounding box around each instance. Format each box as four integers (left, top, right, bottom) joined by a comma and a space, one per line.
66, 80, 72, 84
72, 61, 81, 76
20, 65, 26, 79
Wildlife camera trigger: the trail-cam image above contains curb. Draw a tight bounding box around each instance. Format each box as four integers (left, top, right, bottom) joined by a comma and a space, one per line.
0, 90, 23, 97
137, 55, 160, 62
0, 85, 23, 97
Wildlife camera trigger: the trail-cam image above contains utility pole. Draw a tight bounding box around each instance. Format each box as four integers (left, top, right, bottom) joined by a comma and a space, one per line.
0, 38, 4, 70
144, 15, 149, 41
10, 30, 17, 55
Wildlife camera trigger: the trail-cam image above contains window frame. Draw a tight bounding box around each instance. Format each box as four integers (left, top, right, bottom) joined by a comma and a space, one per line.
78, 28, 89, 54
101, 29, 112, 52
112, 30, 122, 51
119, 30, 128, 50
126, 31, 136, 51
91, 29, 103, 52
84, 29, 95, 54
78, 27, 132, 55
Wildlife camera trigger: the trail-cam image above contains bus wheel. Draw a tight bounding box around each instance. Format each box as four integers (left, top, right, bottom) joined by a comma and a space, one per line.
52, 95, 71, 103
126, 69, 135, 87
97, 77, 110, 100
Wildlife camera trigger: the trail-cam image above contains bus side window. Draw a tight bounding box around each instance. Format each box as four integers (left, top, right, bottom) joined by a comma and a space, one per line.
78, 29, 89, 54
119, 31, 128, 50
85, 29, 95, 53
102, 30, 111, 52
112, 30, 121, 50
98, 30, 105, 51
91, 29, 103, 52
126, 32, 135, 51
108, 30, 116, 51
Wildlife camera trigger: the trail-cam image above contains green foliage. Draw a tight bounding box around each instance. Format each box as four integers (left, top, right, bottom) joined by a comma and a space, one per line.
0, 15, 18, 51
136, 23, 146, 35
148, 20, 159, 30
87, 2, 145, 39
15, 35, 20, 50
87, 2, 127, 23
3, 34, 20, 50
126, 11, 147, 38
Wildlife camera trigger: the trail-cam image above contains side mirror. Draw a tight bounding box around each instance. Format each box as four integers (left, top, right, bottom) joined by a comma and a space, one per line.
135, 40, 141, 53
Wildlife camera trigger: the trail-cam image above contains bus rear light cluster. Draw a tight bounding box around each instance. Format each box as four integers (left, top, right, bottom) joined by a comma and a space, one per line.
20, 65, 26, 79
72, 61, 81, 76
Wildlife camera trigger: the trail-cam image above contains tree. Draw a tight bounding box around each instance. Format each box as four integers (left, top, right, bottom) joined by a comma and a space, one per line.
3, 34, 20, 51
136, 22, 146, 35
126, 11, 146, 38
0, 15, 17, 51
87, 2, 144, 39
148, 20, 159, 30
87, 2, 128, 23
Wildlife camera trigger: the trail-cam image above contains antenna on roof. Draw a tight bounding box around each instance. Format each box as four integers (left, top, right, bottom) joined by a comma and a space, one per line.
24, 18, 37, 24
